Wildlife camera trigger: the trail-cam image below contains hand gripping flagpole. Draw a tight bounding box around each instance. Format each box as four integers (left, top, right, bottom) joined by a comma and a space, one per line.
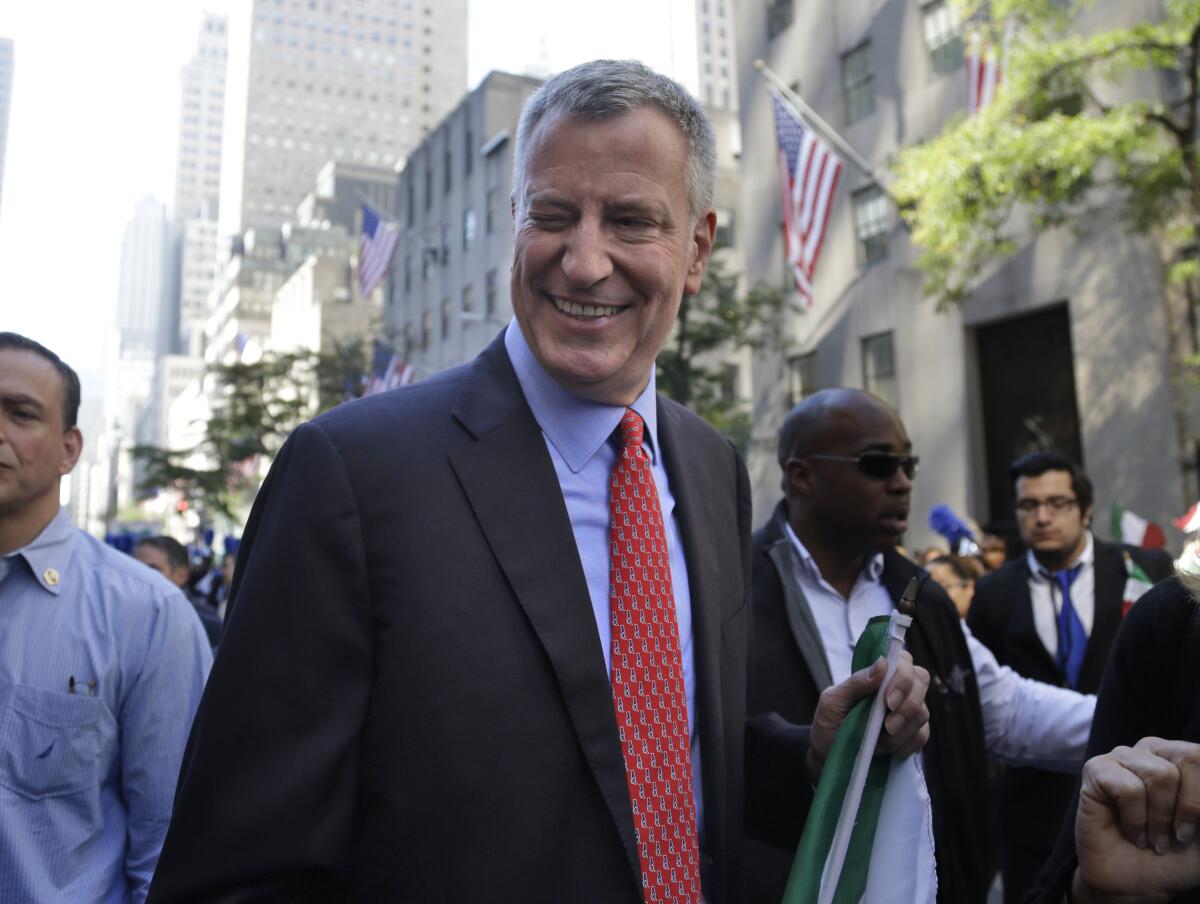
817, 577, 919, 904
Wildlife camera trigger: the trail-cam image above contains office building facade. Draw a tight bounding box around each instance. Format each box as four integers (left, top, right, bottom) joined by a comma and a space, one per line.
734, 0, 1196, 547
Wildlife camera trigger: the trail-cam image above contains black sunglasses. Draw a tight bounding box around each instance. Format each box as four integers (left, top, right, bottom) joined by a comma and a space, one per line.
805, 452, 920, 480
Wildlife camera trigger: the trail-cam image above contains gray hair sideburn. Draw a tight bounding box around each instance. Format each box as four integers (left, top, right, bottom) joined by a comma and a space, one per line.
512, 59, 716, 225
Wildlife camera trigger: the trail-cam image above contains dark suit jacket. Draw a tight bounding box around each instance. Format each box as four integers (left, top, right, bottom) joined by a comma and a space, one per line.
147, 334, 753, 903
1028, 577, 1200, 904
968, 539, 1174, 877
744, 502, 992, 904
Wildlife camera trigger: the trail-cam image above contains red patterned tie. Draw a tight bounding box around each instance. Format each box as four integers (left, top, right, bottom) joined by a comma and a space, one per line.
609, 408, 701, 903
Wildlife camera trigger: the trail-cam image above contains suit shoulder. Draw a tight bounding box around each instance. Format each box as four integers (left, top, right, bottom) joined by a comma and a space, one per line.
658, 395, 730, 450
310, 365, 467, 439
974, 558, 1026, 596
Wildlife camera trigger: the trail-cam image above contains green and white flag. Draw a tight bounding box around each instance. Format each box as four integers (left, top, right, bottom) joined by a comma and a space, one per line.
1121, 551, 1154, 617
783, 616, 937, 904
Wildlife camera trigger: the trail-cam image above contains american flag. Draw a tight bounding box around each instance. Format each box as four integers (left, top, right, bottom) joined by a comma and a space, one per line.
363, 339, 415, 396
966, 16, 1011, 114
358, 202, 401, 297
965, 41, 1001, 114
770, 92, 843, 306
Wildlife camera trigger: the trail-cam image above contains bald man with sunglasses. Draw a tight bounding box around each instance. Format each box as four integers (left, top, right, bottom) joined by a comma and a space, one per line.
743, 389, 1097, 904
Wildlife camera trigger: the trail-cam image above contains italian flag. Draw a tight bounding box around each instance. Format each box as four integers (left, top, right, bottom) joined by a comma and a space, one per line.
1110, 502, 1166, 550
1121, 551, 1155, 617
1174, 500, 1200, 534
784, 616, 937, 904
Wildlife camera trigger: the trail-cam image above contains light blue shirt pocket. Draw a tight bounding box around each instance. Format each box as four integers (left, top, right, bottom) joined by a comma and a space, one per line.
0, 684, 105, 801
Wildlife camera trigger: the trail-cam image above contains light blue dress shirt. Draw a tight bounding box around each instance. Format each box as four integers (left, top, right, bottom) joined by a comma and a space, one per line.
504, 320, 705, 827
0, 508, 212, 903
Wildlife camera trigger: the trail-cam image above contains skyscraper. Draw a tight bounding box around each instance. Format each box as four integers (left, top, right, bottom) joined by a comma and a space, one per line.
0, 38, 14, 221
175, 14, 228, 223
117, 197, 173, 359
695, 0, 738, 111
173, 14, 229, 357
202, 0, 468, 366
219, 0, 468, 241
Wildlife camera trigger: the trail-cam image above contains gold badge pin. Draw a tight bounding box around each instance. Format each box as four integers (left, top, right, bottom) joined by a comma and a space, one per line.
43, 568, 60, 587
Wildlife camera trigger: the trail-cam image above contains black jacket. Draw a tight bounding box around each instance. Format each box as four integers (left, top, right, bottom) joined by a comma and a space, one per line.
968, 538, 1174, 898
1028, 576, 1200, 903
745, 501, 992, 904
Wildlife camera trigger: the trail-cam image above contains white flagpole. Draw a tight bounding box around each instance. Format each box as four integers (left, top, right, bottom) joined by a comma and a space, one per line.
817, 578, 919, 904
755, 60, 879, 183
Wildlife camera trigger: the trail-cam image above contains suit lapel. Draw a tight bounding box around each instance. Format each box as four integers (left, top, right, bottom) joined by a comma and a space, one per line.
766, 539, 834, 691
1010, 560, 1061, 678
1081, 540, 1125, 692
656, 400, 727, 854
448, 336, 640, 881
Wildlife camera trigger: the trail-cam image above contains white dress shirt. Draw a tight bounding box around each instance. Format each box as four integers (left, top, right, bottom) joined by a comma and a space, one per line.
783, 523, 1094, 772
1026, 532, 1096, 657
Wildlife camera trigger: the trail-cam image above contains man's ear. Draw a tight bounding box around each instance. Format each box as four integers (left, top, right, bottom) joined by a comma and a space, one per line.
785, 457, 814, 498
683, 209, 717, 296
1081, 504, 1094, 530
59, 426, 83, 476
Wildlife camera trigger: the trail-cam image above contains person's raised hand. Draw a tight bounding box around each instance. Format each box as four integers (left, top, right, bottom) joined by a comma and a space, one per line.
806, 651, 930, 783
1072, 737, 1200, 903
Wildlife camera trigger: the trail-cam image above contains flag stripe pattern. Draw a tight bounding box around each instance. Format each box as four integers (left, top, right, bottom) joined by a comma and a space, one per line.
965, 45, 1000, 114
364, 338, 415, 396
1175, 500, 1200, 533
770, 92, 843, 306
359, 202, 401, 297
1111, 502, 1167, 550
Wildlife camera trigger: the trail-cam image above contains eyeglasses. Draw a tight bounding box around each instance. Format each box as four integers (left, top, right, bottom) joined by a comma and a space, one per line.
805, 453, 920, 480
1015, 496, 1079, 516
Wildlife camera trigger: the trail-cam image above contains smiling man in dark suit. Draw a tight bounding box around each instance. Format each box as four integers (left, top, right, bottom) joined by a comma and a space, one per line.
146, 61, 930, 904
968, 450, 1174, 903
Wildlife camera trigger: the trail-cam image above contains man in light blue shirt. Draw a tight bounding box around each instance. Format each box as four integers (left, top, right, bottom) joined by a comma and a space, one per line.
0, 332, 212, 903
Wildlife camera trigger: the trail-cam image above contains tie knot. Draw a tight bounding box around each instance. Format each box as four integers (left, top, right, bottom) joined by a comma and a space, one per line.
618, 409, 644, 448
1053, 562, 1083, 590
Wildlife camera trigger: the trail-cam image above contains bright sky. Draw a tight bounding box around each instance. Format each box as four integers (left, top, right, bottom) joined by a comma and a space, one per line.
0, 0, 697, 381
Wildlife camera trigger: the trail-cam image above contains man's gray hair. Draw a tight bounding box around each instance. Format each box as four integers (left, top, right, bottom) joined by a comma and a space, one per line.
512, 59, 716, 224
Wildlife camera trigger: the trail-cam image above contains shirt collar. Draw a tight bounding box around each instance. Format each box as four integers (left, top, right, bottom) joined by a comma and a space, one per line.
12, 507, 76, 596
504, 318, 660, 473
783, 519, 885, 586
1027, 531, 1094, 580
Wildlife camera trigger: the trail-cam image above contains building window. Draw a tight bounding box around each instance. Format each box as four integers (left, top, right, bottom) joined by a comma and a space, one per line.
424, 165, 432, 210
443, 148, 452, 193
462, 283, 475, 313
485, 268, 498, 316
767, 0, 793, 40
923, 0, 964, 75
486, 188, 499, 234
463, 208, 476, 250
441, 298, 452, 339
421, 309, 432, 349
464, 125, 474, 175
786, 352, 817, 407
861, 332, 898, 410
404, 255, 412, 292
841, 42, 875, 123
853, 185, 889, 264
715, 207, 736, 247
440, 224, 451, 265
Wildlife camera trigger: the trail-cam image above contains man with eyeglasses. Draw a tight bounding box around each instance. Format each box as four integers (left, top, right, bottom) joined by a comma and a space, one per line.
744, 389, 1097, 904
968, 450, 1174, 903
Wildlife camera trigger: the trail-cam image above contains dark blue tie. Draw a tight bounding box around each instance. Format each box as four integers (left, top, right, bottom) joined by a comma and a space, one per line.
1052, 564, 1086, 688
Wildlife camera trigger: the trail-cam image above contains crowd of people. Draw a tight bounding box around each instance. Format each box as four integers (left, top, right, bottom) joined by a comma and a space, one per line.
2, 58, 1200, 904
